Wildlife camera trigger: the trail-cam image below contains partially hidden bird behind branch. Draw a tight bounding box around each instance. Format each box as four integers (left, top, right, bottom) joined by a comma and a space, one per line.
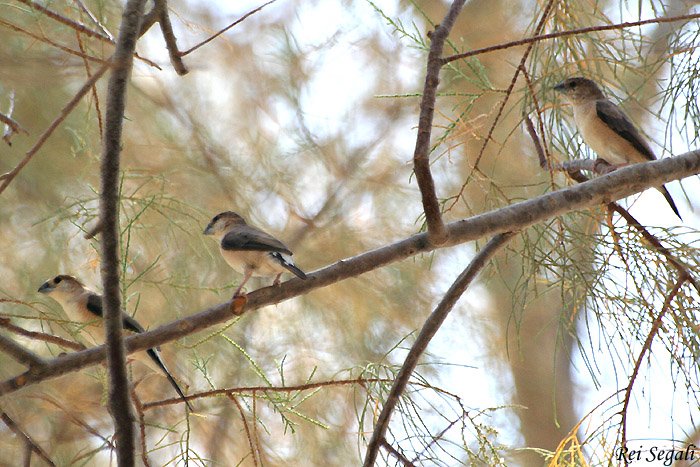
203, 211, 308, 298
38, 275, 193, 411
553, 76, 682, 220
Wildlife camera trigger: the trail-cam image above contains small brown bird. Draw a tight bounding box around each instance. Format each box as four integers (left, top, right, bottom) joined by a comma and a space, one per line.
203, 211, 307, 297
554, 76, 681, 220
38, 275, 193, 411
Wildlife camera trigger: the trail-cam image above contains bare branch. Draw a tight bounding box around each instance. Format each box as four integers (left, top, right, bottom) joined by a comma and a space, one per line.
441, 12, 700, 64
1, 150, 699, 397
463, 0, 555, 188
0, 334, 47, 369
0, 17, 110, 64
412, 0, 467, 246
72, 0, 114, 40
154, 0, 188, 75
0, 63, 109, 194
228, 395, 259, 467
180, 0, 278, 57
381, 439, 415, 467
0, 318, 86, 352
1, 412, 56, 466
1, 92, 29, 146
14, 0, 113, 43
143, 378, 392, 410
14, 0, 158, 67
99, 0, 147, 462
620, 278, 685, 453
363, 231, 516, 466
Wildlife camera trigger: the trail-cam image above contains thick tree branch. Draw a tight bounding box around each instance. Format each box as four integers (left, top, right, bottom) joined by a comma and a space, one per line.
412, 0, 466, 246
363, 232, 516, 466
99, 0, 146, 464
1, 150, 699, 397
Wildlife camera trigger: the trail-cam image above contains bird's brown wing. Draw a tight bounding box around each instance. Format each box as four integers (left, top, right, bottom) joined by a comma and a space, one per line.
596, 100, 656, 161
221, 227, 292, 255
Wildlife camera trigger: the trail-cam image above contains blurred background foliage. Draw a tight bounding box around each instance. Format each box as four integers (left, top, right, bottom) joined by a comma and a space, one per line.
1, 0, 700, 465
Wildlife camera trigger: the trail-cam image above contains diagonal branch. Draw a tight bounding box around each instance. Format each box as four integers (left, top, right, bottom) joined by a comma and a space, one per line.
1, 150, 700, 397
154, 0, 188, 75
0, 0, 162, 198
0, 318, 86, 352
0, 334, 47, 369
412, 0, 467, 246
1, 411, 55, 466
99, 0, 147, 463
620, 278, 685, 455
0, 63, 109, 194
1, 91, 29, 146
180, 0, 278, 57
362, 231, 516, 466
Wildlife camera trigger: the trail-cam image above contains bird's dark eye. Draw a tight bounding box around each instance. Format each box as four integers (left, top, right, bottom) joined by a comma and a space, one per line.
213, 214, 221, 222
54, 276, 62, 284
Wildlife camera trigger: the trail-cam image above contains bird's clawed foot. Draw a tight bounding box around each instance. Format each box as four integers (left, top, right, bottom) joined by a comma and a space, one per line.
231, 291, 248, 315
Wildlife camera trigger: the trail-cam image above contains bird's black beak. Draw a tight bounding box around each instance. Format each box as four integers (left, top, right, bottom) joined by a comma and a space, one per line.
37, 281, 52, 294
553, 81, 566, 93
203, 224, 213, 235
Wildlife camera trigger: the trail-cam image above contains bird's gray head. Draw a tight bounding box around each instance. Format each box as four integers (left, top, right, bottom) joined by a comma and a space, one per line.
37, 275, 84, 295
553, 77, 605, 104
203, 211, 247, 236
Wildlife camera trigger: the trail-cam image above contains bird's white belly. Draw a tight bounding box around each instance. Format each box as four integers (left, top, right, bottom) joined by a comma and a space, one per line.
221, 249, 286, 277
574, 105, 629, 165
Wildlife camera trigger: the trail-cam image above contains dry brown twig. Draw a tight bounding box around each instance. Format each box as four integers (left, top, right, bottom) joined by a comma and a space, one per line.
1, 411, 56, 466
1, 92, 29, 146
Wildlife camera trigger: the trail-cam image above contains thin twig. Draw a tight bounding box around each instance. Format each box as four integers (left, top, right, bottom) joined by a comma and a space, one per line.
143, 377, 392, 410
2, 91, 29, 146
0, 17, 109, 64
1, 151, 700, 397
228, 395, 259, 467
0, 318, 86, 352
412, 0, 467, 246
457, 0, 555, 204
381, 439, 415, 467
14, 0, 158, 67
15, 0, 113, 42
100, 0, 147, 462
180, 0, 278, 56
0, 63, 109, 194
155, 0, 188, 75
620, 278, 685, 459
1, 412, 56, 466
76, 31, 104, 141
362, 231, 516, 466
72, 0, 114, 40
441, 12, 700, 64
130, 386, 152, 467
